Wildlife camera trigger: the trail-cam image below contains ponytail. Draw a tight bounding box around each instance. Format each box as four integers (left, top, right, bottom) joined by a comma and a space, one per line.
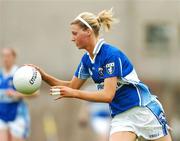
97, 8, 115, 32
71, 8, 117, 36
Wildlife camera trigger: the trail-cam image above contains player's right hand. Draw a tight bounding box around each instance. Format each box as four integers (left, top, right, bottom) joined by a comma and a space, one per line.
25, 64, 47, 80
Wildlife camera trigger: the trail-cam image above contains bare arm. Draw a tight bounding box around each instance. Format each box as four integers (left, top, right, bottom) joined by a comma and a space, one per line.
54, 77, 117, 103
43, 73, 86, 89
6, 89, 39, 99
27, 64, 86, 89
42, 72, 71, 86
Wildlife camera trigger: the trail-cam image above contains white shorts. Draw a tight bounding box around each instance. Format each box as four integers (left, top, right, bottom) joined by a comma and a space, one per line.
110, 100, 169, 140
0, 101, 30, 139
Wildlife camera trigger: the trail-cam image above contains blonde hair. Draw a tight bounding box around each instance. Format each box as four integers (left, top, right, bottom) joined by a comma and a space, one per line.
71, 8, 117, 36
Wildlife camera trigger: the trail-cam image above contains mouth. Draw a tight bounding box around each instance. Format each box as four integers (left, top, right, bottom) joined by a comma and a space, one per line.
75, 43, 79, 47
76, 44, 82, 49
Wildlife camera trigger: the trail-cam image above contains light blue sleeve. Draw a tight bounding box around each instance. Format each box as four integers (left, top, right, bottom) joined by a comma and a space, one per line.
74, 55, 90, 80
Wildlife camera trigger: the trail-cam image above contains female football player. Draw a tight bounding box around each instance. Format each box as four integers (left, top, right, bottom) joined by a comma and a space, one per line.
30, 9, 172, 141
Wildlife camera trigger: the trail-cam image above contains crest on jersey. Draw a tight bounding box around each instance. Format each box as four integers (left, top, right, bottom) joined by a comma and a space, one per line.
98, 67, 104, 76
106, 62, 115, 74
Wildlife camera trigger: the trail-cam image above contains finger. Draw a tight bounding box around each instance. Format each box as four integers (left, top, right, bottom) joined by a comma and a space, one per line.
24, 64, 34, 67
50, 91, 61, 96
51, 86, 60, 89
51, 86, 64, 89
50, 88, 60, 92
24, 64, 30, 66
54, 96, 63, 101
25, 64, 40, 70
49, 92, 58, 95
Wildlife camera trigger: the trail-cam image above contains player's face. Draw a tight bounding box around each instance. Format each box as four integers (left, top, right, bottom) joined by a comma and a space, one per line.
1, 49, 15, 69
71, 24, 90, 49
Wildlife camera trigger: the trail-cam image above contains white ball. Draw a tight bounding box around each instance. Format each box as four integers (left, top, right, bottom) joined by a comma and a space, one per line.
13, 66, 42, 95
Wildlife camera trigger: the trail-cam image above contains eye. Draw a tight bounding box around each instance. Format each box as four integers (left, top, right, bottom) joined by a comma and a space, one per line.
72, 31, 77, 36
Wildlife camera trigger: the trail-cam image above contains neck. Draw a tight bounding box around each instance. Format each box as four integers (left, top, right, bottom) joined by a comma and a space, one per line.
4, 65, 13, 73
86, 36, 99, 59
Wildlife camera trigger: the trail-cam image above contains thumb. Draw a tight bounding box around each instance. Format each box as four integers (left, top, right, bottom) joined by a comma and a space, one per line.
54, 95, 63, 101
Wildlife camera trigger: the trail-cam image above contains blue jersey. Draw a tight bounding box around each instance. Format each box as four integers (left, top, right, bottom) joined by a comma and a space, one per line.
0, 66, 25, 121
75, 39, 156, 117
0, 66, 18, 102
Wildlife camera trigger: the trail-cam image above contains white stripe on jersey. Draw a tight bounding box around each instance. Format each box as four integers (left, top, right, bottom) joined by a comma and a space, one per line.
118, 58, 123, 76
78, 63, 83, 78
123, 69, 140, 84
133, 85, 142, 106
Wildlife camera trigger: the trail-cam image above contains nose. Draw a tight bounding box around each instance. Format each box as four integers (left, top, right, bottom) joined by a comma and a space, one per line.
71, 36, 75, 42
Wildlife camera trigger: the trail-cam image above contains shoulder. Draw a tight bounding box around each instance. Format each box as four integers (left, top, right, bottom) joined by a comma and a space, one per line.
82, 53, 89, 59
101, 43, 126, 59
11, 65, 18, 76
81, 53, 90, 64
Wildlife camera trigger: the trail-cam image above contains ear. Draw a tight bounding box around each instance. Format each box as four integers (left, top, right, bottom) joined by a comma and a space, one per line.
86, 28, 92, 36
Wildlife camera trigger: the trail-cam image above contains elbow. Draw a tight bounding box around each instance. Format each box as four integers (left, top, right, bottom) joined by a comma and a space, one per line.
102, 90, 115, 103
104, 94, 114, 103
106, 97, 113, 103
67, 81, 73, 88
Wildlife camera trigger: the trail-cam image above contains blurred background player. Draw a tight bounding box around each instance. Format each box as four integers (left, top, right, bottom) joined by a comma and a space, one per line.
0, 48, 30, 141
78, 83, 110, 141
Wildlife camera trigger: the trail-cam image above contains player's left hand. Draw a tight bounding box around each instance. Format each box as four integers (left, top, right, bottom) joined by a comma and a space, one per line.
6, 89, 25, 98
6, 89, 17, 97
50, 86, 77, 100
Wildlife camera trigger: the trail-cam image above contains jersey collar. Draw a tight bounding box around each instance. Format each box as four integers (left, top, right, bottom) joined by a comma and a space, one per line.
2, 65, 18, 77
93, 38, 105, 55
87, 38, 105, 63
87, 38, 105, 55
